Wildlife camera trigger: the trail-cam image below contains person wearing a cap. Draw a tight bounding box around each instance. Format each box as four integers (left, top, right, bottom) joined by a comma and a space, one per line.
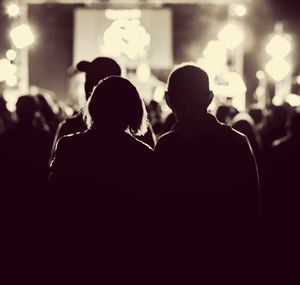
49, 57, 156, 164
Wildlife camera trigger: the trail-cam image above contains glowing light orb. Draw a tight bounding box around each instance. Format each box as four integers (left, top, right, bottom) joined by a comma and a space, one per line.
6, 49, 17, 61
6, 3, 20, 17
256, 71, 265, 80
265, 59, 291, 81
234, 5, 247, 17
266, 35, 291, 59
10, 24, 35, 49
218, 24, 244, 50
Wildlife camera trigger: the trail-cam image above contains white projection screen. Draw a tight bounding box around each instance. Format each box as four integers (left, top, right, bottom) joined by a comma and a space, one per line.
74, 8, 173, 69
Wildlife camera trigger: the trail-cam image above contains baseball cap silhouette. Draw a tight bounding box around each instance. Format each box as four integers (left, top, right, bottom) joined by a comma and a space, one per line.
76, 57, 121, 78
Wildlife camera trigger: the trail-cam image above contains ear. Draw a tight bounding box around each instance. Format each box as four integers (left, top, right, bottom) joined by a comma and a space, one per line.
208, 90, 214, 106
165, 91, 174, 110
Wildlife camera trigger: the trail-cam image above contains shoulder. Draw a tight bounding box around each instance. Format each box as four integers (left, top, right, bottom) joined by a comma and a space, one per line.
130, 134, 154, 155
56, 130, 90, 152
58, 112, 85, 134
214, 120, 249, 145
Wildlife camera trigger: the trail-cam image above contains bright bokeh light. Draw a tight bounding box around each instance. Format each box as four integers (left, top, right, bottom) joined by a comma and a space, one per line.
272, 95, 284, 106
7, 63, 17, 75
213, 71, 246, 98
296, 75, 300, 85
234, 4, 247, 17
153, 86, 165, 103
6, 49, 17, 61
256, 70, 265, 80
10, 24, 35, 49
265, 58, 291, 81
136, 63, 151, 82
6, 75, 18, 87
6, 3, 20, 17
266, 34, 291, 58
0, 58, 12, 81
218, 24, 244, 50
285, 94, 300, 107
203, 40, 227, 63
102, 17, 150, 60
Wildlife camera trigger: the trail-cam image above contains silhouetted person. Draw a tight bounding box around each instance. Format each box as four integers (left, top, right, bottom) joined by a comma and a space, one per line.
0, 95, 52, 190
36, 93, 60, 137
0, 93, 14, 133
50, 57, 122, 161
215, 104, 239, 124
267, 108, 300, 220
48, 76, 153, 266
231, 112, 263, 163
50, 57, 155, 164
260, 104, 290, 151
49, 76, 153, 194
155, 63, 260, 222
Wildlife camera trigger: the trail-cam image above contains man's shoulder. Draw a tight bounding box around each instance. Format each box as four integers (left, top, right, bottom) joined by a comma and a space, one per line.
156, 130, 177, 145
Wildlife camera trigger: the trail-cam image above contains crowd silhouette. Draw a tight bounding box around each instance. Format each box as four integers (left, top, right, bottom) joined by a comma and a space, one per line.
1, 56, 299, 279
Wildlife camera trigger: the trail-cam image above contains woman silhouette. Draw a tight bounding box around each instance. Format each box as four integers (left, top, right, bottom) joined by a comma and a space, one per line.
49, 76, 153, 196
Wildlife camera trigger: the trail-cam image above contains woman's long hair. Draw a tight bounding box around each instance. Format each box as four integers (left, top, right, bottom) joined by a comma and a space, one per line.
84, 76, 148, 136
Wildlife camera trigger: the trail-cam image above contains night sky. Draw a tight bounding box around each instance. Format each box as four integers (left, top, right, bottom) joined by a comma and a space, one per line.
0, 1, 299, 101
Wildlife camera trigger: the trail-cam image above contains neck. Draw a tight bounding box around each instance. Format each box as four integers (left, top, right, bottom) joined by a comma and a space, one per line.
175, 110, 208, 123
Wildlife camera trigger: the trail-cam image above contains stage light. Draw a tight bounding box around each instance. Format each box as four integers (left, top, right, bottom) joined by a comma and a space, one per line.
265, 58, 291, 82
218, 24, 244, 50
6, 49, 17, 61
266, 34, 291, 58
153, 86, 165, 103
6, 75, 18, 87
6, 3, 20, 17
234, 4, 247, 17
10, 24, 35, 49
136, 63, 151, 82
102, 18, 150, 60
203, 40, 227, 63
0, 58, 12, 81
285, 94, 300, 107
256, 71, 265, 80
272, 95, 284, 106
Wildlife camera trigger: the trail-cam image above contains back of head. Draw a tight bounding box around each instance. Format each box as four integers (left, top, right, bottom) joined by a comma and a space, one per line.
166, 63, 211, 114
216, 105, 239, 124
16, 95, 37, 123
84, 76, 147, 136
77, 57, 122, 99
248, 106, 264, 125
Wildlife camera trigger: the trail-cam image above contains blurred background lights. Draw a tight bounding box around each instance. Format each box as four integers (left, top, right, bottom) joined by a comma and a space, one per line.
272, 94, 284, 106
218, 23, 244, 50
203, 40, 227, 63
6, 49, 17, 61
256, 70, 265, 80
10, 24, 35, 49
266, 34, 291, 58
265, 58, 291, 81
153, 86, 165, 103
6, 75, 18, 87
0, 58, 12, 81
6, 3, 20, 17
136, 63, 151, 82
285, 94, 300, 107
234, 4, 247, 17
